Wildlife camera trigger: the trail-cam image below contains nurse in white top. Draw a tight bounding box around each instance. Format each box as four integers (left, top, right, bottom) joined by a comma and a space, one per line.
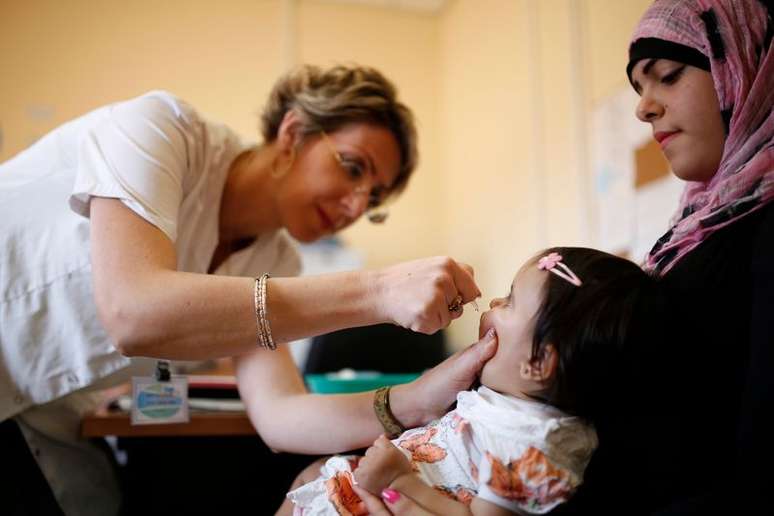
0, 64, 491, 515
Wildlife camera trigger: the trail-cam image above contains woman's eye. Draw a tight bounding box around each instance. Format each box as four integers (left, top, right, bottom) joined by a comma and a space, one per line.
341, 159, 364, 179
661, 66, 686, 85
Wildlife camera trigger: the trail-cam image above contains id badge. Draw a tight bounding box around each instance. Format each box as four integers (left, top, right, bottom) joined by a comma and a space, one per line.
131, 375, 189, 425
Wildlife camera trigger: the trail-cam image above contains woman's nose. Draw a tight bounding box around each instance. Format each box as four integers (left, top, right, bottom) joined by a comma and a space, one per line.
340, 191, 369, 220
636, 92, 664, 123
489, 297, 505, 309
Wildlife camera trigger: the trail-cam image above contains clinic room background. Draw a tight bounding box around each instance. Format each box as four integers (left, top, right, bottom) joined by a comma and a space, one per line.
0, 0, 658, 350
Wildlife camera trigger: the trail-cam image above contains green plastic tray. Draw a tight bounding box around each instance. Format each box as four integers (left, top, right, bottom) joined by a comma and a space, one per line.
305, 371, 420, 394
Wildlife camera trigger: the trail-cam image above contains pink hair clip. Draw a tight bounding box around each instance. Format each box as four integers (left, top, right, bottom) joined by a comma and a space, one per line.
537, 252, 582, 287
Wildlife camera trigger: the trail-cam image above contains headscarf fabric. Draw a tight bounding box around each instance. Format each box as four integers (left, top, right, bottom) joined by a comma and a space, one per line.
628, 0, 774, 274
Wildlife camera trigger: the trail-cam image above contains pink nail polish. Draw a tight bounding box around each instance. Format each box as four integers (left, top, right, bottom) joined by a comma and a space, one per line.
381, 488, 400, 503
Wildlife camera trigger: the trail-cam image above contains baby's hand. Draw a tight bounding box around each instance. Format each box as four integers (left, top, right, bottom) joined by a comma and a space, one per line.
354, 435, 413, 495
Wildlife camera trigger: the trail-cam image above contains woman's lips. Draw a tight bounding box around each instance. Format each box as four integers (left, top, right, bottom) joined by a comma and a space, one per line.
654, 130, 680, 149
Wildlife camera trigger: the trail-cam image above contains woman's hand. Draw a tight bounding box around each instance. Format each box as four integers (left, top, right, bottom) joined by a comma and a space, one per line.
390, 329, 497, 427
352, 485, 435, 515
373, 257, 481, 334
354, 435, 413, 495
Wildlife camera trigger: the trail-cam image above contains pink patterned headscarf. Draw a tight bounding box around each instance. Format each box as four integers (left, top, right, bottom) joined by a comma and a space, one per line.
628, 0, 774, 275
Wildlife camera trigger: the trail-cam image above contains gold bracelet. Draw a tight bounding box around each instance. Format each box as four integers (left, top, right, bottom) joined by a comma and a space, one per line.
253, 277, 266, 348
259, 273, 276, 350
253, 274, 276, 350
373, 386, 405, 439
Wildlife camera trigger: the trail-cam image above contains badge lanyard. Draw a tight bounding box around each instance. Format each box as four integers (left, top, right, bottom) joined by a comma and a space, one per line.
131, 360, 190, 425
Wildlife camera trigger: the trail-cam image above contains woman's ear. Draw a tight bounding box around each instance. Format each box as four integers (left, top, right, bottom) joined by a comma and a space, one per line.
276, 109, 304, 154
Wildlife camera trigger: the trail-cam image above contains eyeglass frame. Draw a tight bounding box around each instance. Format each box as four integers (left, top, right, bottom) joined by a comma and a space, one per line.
319, 131, 391, 224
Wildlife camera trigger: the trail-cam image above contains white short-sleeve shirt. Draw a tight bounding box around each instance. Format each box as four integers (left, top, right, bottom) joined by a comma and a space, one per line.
0, 91, 301, 422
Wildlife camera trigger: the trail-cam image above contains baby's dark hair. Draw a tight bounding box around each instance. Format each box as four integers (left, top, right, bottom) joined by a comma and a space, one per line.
528, 247, 659, 421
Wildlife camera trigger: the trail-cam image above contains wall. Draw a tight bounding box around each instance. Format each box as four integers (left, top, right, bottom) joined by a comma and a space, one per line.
0, 0, 284, 160
1, 0, 655, 351
437, 0, 652, 349
0, 0, 445, 270
438, 0, 535, 347
296, 0, 445, 266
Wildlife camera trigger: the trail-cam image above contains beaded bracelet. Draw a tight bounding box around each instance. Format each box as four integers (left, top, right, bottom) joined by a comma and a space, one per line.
373, 386, 405, 439
253, 273, 276, 350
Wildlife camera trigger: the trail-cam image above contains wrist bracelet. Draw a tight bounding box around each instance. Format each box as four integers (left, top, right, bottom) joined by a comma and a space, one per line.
373, 386, 405, 439
253, 273, 276, 350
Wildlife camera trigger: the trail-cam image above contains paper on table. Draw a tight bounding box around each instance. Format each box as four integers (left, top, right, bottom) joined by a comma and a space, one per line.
116, 394, 245, 412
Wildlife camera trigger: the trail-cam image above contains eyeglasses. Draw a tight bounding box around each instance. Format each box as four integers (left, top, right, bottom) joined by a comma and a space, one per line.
320, 131, 390, 224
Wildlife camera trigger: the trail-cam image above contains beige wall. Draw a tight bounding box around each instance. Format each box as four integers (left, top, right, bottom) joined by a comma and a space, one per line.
586, 0, 654, 104
297, 0, 445, 266
0, 0, 284, 159
437, 0, 651, 348
0, 0, 445, 266
438, 0, 535, 347
1, 0, 653, 350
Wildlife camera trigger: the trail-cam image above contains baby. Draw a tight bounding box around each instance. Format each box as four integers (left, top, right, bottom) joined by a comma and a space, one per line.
285, 247, 655, 514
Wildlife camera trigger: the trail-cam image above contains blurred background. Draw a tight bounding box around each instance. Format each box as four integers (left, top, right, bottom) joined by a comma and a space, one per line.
1, 0, 676, 352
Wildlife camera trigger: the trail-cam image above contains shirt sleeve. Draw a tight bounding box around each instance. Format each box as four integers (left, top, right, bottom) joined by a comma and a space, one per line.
475, 447, 574, 514
69, 91, 198, 242
270, 232, 302, 278
478, 416, 598, 514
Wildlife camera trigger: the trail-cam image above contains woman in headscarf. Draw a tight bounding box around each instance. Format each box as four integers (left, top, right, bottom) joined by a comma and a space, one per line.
562, 1, 774, 514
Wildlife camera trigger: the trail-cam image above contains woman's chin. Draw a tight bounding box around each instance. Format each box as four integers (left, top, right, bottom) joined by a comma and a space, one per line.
287, 224, 326, 243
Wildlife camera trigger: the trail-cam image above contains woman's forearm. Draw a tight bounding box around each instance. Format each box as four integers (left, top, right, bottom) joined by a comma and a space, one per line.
102, 269, 384, 360
91, 198, 476, 361
264, 272, 385, 343
235, 349, 386, 453
91, 197, 390, 359
249, 390, 385, 453
235, 324, 496, 455
233, 347, 468, 453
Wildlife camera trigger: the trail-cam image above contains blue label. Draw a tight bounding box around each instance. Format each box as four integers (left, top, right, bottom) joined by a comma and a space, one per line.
136, 384, 183, 419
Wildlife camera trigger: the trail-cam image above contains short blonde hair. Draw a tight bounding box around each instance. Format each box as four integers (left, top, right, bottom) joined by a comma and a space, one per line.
260, 64, 418, 196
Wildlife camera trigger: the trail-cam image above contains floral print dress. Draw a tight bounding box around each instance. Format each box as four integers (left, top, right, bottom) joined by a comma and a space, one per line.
287, 386, 598, 515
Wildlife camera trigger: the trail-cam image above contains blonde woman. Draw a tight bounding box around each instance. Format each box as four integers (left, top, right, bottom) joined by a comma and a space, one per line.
0, 64, 490, 515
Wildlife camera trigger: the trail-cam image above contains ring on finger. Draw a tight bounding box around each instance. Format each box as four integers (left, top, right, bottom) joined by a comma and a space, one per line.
448, 294, 463, 312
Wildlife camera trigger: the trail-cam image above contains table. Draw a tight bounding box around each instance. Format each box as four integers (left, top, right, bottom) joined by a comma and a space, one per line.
79, 362, 317, 513
79, 365, 416, 512
81, 407, 256, 437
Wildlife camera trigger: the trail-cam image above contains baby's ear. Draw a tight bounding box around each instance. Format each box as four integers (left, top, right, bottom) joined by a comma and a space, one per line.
521, 344, 558, 382
537, 343, 559, 382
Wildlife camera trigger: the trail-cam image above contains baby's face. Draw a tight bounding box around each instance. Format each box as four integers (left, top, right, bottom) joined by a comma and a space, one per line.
477, 263, 547, 397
